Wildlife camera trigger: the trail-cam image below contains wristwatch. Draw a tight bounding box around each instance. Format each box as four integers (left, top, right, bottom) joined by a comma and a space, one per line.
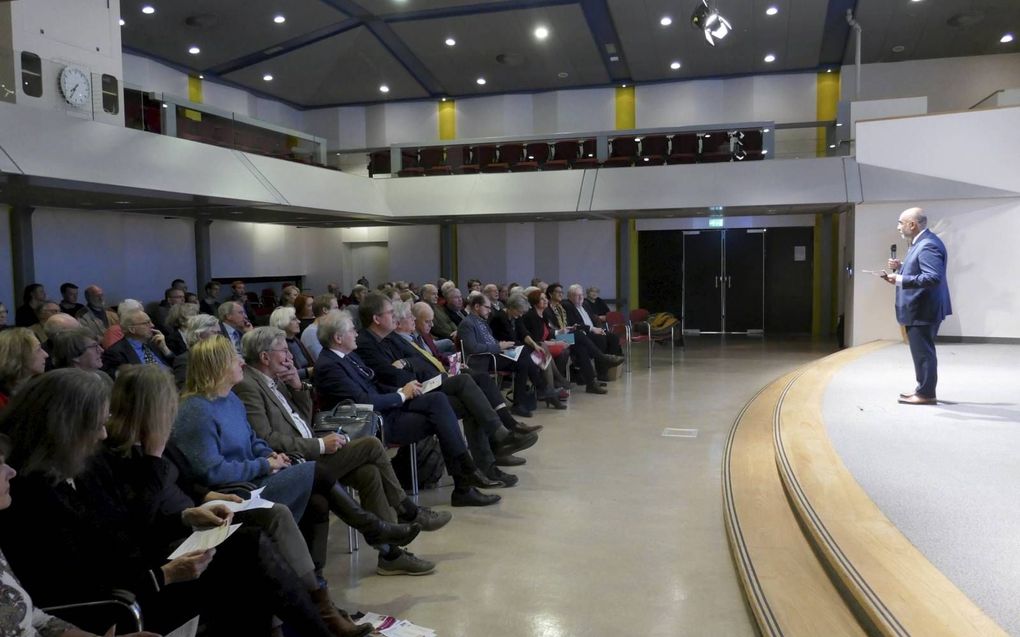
300, 381, 313, 392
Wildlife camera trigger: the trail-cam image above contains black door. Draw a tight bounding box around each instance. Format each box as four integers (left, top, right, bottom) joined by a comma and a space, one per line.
724, 229, 765, 333
683, 230, 722, 333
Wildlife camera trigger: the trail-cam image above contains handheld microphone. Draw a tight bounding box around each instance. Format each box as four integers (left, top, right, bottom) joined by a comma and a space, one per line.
890, 244, 897, 260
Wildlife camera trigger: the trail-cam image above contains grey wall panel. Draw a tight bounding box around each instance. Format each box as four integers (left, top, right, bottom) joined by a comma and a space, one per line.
858, 163, 1018, 203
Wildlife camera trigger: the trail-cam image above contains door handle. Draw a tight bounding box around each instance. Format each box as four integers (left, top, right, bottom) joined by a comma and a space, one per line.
714, 276, 719, 288
727, 275, 732, 288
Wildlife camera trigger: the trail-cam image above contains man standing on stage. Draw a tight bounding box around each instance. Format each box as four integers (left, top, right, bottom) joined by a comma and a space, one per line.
882, 207, 952, 405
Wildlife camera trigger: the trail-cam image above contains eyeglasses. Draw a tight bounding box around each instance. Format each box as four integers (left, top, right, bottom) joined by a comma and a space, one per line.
85, 342, 102, 351
127, 320, 153, 327
267, 347, 290, 353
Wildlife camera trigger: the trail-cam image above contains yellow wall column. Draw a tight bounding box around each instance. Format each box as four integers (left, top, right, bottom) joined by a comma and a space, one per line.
616, 86, 637, 306
811, 71, 840, 336
816, 71, 839, 156
615, 86, 635, 130
438, 99, 456, 141
185, 75, 203, 122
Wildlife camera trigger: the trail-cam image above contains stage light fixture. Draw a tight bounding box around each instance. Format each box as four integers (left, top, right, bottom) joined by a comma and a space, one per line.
690, 0, 732, 46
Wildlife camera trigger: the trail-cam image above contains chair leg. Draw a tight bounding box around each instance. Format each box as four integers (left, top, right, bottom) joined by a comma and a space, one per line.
345, 485, 359, 553
409, 442, 419, 496
670, 326, 675, 366
647, 324, 653, 369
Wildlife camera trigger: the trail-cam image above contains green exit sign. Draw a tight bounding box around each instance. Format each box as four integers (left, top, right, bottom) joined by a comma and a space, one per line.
708, 217, 724, 228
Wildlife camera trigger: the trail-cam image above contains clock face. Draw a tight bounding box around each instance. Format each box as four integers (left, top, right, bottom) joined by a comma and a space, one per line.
59, 66, 92, 107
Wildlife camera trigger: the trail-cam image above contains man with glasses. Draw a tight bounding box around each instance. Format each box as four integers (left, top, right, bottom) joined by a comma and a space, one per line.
101, 309, 173, 375
218, 301, 252, 354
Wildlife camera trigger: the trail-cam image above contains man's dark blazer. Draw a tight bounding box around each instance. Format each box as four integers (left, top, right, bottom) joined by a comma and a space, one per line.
165, 330, 188, 357
489, 309, 528, 344
233, 366, 318, 459
896, 230, 952, 326
356, 330, 420, 387
442, 304, 465, 326
101, 336, 173, 375
562, 300, 592, 333
313, 348, 403, 413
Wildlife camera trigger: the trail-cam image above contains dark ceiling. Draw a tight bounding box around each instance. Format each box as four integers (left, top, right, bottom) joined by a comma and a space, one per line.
120, 0, 1020, 109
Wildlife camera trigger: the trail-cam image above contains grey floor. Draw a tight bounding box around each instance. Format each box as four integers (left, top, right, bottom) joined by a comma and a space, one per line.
822, 342, 1020, 636
322, 336, 836, 637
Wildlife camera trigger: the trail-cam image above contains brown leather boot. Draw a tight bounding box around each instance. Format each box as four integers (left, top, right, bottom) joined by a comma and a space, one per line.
310, 586, 375, 637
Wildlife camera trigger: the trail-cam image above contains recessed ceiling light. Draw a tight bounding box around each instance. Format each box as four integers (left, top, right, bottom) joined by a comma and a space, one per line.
188, 46, 200, 55
766, 6, 778, 16
379, 84, 390, 93
445, 37, 456, 46
198, 74, 204, 79
119, 18, 125, 26
609, 55, 620, 62
263, 73, 273, 81
441, 97, 447, 102
910, 0, 922, 2
763, 128, 770, 133
273, 15, 286, 24
557, 71, 569, 78
476, 77, 486, 85
534, 26, 549, 40
229, 211, 244, 215
141, 5, 155, 14
835, 122, 843, 127
670, 61, 681, 70
1001, 33, 1014, 43
161, 103, 168, 108
660, 16, 673, 26
829, 144, 836, 149
762, 149, 769, 155
621, 83, 627, 88
826, 68, 832, 72
763, 53, 776, 63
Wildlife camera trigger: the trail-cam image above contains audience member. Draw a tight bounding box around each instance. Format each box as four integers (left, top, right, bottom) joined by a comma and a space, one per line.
153, 287, 186, 334
313, 310, 502, 507
171, 279, 188, 292
15, 284, 46, 327
548, 283, 622, 382
295, 294, 316, 333
101, 309, 173, 376
565, 284, 624, 361
172, 313, 222, 390
345, 285, 368, 330
466, 279, 482, 293
101, 298, 144, 349
218, 301, 251, 353
58, 282, 85, 316
184, 292, 199, 305
165, 302, 199, 356
48, 328, 105, 371
201, 280, 221, 315
0, 328, 48, 406
270, 307, 314, 381
76, 285, 119, 341
301, 293, 339, 360
29, 300, 61, 345
39, 312, 81, 370
229, 280, 254, 317
483, 284, 503, 312
584, 286, 611, 325
281, 285, 300, 308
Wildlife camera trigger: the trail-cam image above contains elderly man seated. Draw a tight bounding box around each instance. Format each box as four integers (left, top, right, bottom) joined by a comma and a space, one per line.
76, 284, 119, 341
235, 326, 448, 576
356, 295, 538, 487
564, 283, 625, 368
218, 300, 252, 353
101, 308, 174, 375
313, 309, 502, 507
154, 286, 187, 334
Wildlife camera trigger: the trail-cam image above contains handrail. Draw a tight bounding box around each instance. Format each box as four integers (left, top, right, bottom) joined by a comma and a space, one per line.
969, 89, 1004, 110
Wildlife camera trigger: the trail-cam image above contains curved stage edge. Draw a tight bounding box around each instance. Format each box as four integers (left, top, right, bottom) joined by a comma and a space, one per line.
723, 341, 1007, 637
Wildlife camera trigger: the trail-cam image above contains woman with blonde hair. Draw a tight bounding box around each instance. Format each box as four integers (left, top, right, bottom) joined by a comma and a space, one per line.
271, 306, 314, 380
164, 302, 199, 356
0, 327, 48, 407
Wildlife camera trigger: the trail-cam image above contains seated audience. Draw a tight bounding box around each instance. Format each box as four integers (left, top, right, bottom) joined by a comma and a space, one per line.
565, 284, 624, 361
172, 314, 222, 391
466, 279, 482, 294
15, 284, 46, 327
184, 292, 199, 305
301, 293, 339, 360
0, 328, 48, 406
281, 285, 300, 309
584, 286, 611, 326
76, 285, 119, 342
531, 286, 607, 395
313, 310, 502, 507
40, 313, 85, 370
165, 302, 199, 356
218, 301, 251, 353
228, 280, 254, 318
295, 294, 316, 333
548, 283, 623, 379
58, 282, 85, 316
100, 299, 144, 349
29, 300, 62, 345
101, 309, 173, 375
153, 287, 186, 334
0, 433, 159, 637
344, 285, 368, 330
236, 327, 444, 575
0, 370, 352, 637
483, 283, 503, 312
48, 327, 105, 371
441, 286, 467, 327
200, 280, 221, 315
428, 285, 458, 341
270, 307, 314, 381
104, 365, 373, 637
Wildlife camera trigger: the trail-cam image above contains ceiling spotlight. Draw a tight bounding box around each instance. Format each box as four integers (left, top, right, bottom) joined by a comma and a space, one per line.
835, 122, 843, 127
1001, 33, 1015, 43
670, 61, 682, 70
534, 26, 549, 40
379, 84, 390, 93
691, 0, 732, 46
141, 5, 155, 14
829, 144, 836, 149
119, 18, 125, 26
274, 15, 286, 24
609, 55, 620, 62
263, 73, 273, 81
763, 53, 776, 63
762, 149, 769, 155
198, 74, 204, 79
766, 6, 778, 16
660, 16, 673, 26
476, 77, 486, 85
445, 37, 456, 46
621, 83, 627, 88
441, 97, 447, 102
188, 46, 200, 55
763, 128, 770, 133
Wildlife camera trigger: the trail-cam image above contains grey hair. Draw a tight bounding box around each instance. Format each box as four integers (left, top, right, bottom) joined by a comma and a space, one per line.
241, 326, 287, 365
507, 293, 530, 313
117, 299, 144, 323
318, 309, 354, 349
392, 300, 413, 321
270, 306, 296, 331
440, 281, 456, 294
567, 284, 584, 297
120, 309, 147, 328
167, 302, 199, 330
184, 314, 221, 348
217, 301, 239, 321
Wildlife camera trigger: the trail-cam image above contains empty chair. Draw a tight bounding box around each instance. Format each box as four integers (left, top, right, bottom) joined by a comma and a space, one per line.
502, 144, 538, 172
525, 142, 551, 169
447, 146, 477, 174
397, 148, 426, 176
638, 135, 669, 166
420, 146, 453, 175
544, 140, 578, 170
667, 133, 699, 164
603, 137, 638, 168
734, 129, 764, 161
573, 139, 601, 169
477, 145, 508, 172
700, 132, 732, 163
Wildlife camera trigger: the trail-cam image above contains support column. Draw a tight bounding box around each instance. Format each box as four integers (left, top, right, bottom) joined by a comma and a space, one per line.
9, 205, 35, 296
438, 99, 456, 141
439, 223, 457, 282
811, 213, 834, 337
617, 219, 636, 312
195, 218, 212, 287
816, 70, 840, 156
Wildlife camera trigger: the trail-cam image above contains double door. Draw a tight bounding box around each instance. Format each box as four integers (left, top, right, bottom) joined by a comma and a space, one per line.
683, 229, 765, 334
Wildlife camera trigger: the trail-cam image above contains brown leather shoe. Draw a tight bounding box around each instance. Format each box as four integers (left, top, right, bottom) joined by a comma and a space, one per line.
310, 586, 374, 637
898, 394, 936, 405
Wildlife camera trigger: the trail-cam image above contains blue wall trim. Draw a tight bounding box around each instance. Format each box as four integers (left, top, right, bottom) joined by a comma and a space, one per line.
819, 0, 859, 65
578, 0, 631, 82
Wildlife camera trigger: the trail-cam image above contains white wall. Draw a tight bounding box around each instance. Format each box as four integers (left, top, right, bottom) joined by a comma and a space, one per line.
31, 208, 195, 305
851, 198, 1020, 344
841, 53, 1020, 114
389, 225, 439, 286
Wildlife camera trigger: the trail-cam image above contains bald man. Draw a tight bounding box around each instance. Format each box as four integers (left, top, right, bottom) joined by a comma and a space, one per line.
883, 207, 952, 405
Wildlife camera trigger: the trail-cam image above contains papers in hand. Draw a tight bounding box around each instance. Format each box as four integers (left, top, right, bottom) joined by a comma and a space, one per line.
861, 269, 888, 277
530, 348, 552, 370
165, 616, 200, 637
500, 345, 523, 362
357, 613, 436, 637
168, 523, 242, 559
200, 486, 274, 513
420, 374, 443, 394
555, 332, 575, 344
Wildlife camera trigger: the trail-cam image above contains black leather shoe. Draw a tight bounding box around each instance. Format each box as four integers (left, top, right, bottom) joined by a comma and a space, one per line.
586, 383, 608, 395
362, 521, 421, 547
512, 420, 543, 434
451, 487, 502, 507
598, 354, 625, 368
485, 466, 519, 487
511, 404, 533, 418
495, 431, 538, 457
462, 468, 502, 489
495, 454, 526, 467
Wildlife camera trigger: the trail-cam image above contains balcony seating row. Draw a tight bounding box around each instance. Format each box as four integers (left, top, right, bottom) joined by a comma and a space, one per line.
368, 130, 765, 177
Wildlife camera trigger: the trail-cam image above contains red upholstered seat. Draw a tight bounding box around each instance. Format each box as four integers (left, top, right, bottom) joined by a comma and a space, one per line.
667, 134, 699, 164
638, 135, 668, 166
700, 132, 732, 163
420, 146, 453, 175
572, 139, 601, 169
451, 146, 479, 174
502, 144, 538, 172
544, 140, 578, 171
477, 145, 509, 173
604, 137, 638, 168
397, 148, 426, 177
